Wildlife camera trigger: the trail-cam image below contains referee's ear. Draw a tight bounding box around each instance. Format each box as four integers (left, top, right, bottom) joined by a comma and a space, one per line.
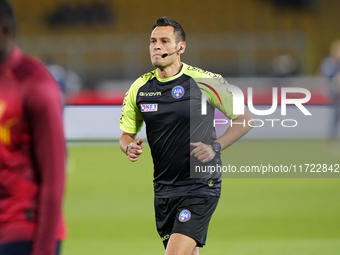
178, 42, 186, 54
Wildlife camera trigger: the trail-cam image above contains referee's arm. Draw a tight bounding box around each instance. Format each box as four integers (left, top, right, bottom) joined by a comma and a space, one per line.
191, 109, 253, 163
119, 132, 143, 162
216, 109, 253, 150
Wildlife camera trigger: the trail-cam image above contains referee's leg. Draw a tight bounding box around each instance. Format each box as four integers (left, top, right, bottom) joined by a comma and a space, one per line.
165, 233, 199, 255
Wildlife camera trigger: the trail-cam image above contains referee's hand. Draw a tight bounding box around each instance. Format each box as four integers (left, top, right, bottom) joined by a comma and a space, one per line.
127, 137, 143, 162
190, 142, 216, 163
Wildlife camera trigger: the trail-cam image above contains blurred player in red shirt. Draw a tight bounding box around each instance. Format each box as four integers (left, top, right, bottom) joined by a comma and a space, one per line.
0, 1, 66, 254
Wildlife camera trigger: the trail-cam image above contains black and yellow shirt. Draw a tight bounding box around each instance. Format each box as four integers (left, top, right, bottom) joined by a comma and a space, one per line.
120, 63, 239, 198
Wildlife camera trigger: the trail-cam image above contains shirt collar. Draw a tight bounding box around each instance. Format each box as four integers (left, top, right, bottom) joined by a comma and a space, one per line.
155, 62, 186, 82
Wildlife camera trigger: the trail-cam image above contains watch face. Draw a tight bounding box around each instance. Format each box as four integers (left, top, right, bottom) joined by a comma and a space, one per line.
212, 142, 221, 152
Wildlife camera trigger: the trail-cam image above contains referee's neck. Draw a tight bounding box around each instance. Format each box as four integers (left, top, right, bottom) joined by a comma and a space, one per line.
157, 61, 183, 79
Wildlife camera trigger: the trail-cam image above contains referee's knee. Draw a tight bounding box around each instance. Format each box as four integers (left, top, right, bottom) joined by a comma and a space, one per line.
191, 247, 200, 255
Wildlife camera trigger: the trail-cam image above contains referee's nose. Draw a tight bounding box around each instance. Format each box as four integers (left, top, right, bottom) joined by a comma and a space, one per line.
153, 42, 162, 52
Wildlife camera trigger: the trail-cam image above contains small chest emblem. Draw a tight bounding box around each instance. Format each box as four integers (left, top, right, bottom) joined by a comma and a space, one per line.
140, 104, 158, 112
172, 86, 185, 99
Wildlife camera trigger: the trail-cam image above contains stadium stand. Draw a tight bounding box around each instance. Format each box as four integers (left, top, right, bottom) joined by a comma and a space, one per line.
9, 0, 340, 84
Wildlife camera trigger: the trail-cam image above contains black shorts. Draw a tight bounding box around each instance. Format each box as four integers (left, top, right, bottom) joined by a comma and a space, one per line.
154, 195, 219, 248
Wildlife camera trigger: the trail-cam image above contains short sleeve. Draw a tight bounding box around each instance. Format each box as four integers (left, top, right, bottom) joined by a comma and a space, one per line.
120, 84, 144, 134
197, 75, 241, 120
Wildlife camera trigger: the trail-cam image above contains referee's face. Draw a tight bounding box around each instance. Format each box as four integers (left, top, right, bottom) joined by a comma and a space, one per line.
150, 26, 179, 69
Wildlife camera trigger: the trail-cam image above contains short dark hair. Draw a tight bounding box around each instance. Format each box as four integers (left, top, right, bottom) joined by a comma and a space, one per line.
0, 0, 16, 31
152, 17, 186, 42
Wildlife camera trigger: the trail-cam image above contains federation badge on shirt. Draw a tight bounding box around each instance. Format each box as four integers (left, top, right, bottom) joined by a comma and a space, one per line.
178, 209, 191, 222
141, 104, 158, 112
172, 85, 185, 99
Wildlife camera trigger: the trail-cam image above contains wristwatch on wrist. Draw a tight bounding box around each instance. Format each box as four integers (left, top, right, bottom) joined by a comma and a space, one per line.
211, 142, 221, 154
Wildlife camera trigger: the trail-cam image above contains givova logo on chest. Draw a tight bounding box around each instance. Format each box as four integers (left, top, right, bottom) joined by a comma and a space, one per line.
139, 91, 161, 97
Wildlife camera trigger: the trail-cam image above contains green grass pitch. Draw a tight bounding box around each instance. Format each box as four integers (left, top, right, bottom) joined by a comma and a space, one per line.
62, 140, 340, 255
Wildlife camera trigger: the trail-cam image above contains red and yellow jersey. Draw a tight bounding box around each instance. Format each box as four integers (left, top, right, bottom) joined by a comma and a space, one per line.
0, 47, 66, 254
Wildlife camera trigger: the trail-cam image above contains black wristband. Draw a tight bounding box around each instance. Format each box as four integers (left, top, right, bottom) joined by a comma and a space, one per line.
126, 145, 130, 156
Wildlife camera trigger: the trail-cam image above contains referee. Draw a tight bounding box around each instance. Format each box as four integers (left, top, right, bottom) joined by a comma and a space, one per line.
119, 17, 252, 255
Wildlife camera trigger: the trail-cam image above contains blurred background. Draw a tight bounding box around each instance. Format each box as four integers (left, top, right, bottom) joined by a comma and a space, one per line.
10, 0, 340, 87
10, 0, 340, 140
8, 0, 340, 254
10, 0, 339, 77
